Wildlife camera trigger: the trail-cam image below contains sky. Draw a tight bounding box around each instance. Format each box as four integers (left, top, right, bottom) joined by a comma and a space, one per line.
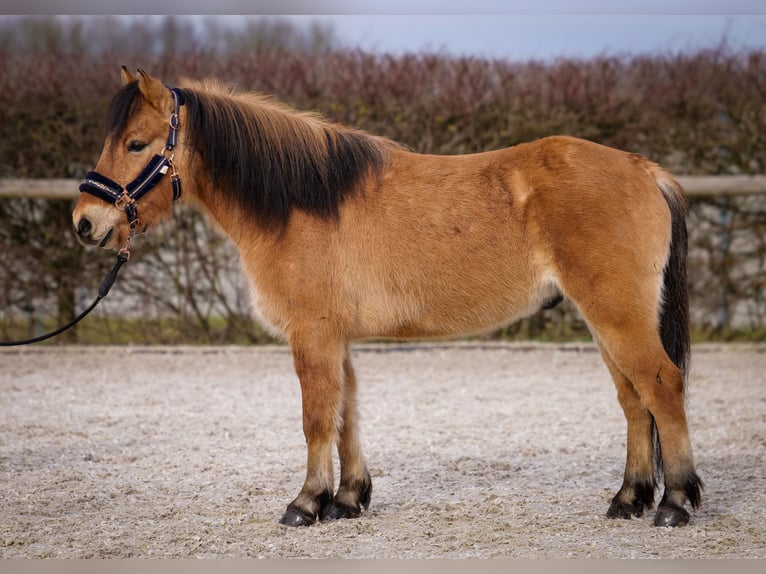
274, 14, 766, 60
5, 0, 766, 61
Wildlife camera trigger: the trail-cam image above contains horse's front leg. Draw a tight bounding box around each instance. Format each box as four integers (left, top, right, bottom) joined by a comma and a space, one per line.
279, 330, 345, 527
329, 350, 372, 520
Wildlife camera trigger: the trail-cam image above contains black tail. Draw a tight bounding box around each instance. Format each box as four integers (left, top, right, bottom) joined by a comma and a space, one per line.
657, 175, 691, 380
652, 172, 691, 487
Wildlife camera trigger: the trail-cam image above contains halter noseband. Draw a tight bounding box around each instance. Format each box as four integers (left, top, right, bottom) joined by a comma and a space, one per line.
79, 87, 185, 234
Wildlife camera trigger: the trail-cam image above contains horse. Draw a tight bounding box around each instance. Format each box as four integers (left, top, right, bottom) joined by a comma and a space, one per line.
72, 68, 702, 528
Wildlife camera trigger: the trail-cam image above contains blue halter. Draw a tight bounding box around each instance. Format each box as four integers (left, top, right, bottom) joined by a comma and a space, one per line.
79, 87, 185, 230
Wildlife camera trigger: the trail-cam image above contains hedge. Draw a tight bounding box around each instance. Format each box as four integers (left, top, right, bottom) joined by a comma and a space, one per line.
1, 18, 764, 343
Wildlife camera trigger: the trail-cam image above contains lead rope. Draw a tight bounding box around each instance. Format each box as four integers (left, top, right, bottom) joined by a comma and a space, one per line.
0, 252, 129, 346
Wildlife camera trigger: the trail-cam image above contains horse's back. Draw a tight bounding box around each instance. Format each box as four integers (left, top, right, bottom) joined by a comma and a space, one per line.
362, 134, 672, 277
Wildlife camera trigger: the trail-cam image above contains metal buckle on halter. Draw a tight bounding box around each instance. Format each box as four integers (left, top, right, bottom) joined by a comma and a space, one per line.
126, 207, 140, 231
114, 193, 140, 230
118, 237, 132, 260
170, 111, 180, 131
165, 153, 183, 201
114, 192, 133, 212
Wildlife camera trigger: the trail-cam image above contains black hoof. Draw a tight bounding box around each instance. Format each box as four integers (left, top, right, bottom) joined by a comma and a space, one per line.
279, 489, 333, 526
654, 504, 690, 527
606, 498, 645, 519
327, 471, 373, 521
279, 507, 316, 527
607, 481, 655, 520
327, 502, 362, 521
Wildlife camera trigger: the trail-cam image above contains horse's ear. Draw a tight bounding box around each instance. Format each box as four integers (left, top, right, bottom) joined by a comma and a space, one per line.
136, 68, 170, 111
120, 66, 137, 86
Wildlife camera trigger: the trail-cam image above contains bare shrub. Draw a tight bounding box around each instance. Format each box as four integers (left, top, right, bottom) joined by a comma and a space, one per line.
1, 17, 763, 342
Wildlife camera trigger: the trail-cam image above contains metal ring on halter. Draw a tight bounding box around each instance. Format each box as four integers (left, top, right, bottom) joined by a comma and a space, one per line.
114, 193, 133, 211
170, 112, 180, 131
118, 237, 132, 260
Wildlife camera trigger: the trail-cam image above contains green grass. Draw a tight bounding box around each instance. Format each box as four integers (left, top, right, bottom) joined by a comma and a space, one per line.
0, 315, 278, 346
691, 328, 766, 343
5, 315, 764, 347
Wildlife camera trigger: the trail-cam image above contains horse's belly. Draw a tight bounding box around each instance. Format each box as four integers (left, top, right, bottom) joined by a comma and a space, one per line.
354, 273, 559, 340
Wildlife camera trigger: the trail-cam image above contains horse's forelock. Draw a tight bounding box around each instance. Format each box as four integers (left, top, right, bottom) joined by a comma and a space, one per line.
105, 81, 141, 147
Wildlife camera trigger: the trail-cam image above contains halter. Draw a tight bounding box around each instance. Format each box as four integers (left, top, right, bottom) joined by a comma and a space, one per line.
79, 87, 185, 242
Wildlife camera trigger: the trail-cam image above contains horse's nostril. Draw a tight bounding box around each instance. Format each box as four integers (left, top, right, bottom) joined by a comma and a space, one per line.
77, 217, 92, 236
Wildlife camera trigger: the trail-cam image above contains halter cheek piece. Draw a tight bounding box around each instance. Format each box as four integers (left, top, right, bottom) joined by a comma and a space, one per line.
79, 87, 185, 238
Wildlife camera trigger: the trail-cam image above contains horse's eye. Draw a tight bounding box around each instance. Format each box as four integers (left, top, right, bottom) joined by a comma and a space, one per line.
127, 140, 148, 153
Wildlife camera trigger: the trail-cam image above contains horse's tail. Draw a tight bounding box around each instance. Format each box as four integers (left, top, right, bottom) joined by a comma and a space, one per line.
654, 168, 691, 380
651, 166, 691, 482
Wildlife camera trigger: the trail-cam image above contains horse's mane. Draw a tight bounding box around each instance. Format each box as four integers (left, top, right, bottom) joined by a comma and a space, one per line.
106, 79, 395, 228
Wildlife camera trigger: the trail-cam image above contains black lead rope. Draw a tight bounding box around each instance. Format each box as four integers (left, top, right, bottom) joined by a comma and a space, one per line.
0, 253, 129, 347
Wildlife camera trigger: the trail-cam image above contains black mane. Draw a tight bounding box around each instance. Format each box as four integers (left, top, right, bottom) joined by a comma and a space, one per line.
105, 81, 392, 228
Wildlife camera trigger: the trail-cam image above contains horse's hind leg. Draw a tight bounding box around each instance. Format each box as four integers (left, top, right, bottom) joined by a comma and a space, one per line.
328, 349, 372, 520
596, 339, 657, 518
586, 315, 702, 526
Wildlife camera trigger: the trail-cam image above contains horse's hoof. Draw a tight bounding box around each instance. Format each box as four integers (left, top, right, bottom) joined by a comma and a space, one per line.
327, 472, 372, 521
606, 499, 644, 519
279, 507, 316, 527
653, 504, 690, 527
326, 502, 362, 521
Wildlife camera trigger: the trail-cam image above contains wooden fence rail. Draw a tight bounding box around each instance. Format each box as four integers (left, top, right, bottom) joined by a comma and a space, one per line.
0, 175, 765, 200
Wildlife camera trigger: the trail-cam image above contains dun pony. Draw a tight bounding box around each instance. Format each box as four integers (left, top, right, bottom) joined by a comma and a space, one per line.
73, 69, 702, 528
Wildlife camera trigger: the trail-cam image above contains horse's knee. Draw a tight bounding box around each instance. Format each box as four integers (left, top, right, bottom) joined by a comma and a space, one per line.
302, 409, 339, 441
291, 345, 345, 437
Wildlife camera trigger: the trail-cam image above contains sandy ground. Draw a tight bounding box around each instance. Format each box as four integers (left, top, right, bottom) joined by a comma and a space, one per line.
0, 342, 764, 558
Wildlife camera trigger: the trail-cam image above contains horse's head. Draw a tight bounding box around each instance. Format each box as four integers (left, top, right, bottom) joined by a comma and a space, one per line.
73, 68, 185, 253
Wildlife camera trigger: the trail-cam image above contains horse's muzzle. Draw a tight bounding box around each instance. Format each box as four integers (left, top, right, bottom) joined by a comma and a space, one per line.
74, 216, 113, 248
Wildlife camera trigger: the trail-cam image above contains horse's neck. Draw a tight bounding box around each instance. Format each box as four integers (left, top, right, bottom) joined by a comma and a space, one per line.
188, 180, 279, 253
